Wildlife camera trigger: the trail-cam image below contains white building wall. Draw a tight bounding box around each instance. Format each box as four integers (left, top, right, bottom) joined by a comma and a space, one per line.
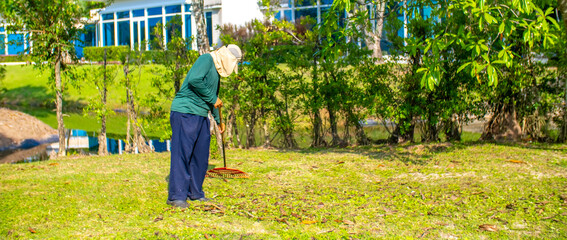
221, 0, 264, 27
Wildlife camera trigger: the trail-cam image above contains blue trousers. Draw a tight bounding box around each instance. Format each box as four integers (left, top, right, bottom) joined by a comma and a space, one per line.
168, 111, 210, 201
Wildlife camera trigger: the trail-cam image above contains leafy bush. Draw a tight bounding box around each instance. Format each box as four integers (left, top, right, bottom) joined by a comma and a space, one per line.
0, 54, 31, 62
83, 46, 129, 62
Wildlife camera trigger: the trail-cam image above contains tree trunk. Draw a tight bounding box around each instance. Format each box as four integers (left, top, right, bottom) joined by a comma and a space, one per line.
125, 87, 132, 153
98, 49, 109, 155
346, 109, 369, 145
311, 109, 326, 147
481, 104, 522, 141
560, 70, 567, 142
124, 54, 151, 153
443, 115, 462, 142
422, 93, 440, 142
310, 55, 327, 147
390, 118, 415, 143
356, 0, 385, 62
55, 53, 66, 157
354, 121, 368, 145
227, 110, 234, 148
263, 119, 270, 147
246, 110, 257, 148
558, 0, 567, 142
231, 111, 243, 148
193, 0, 209, 55
559, 0, 567, 31
328, 106, 342, 146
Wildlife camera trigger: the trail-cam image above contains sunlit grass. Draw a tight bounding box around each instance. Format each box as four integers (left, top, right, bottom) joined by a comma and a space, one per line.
1, 143, 566, 238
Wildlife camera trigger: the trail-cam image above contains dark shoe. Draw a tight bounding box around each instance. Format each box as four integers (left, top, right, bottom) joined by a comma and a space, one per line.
191, 197, 212, 202
166, 200, 188, 208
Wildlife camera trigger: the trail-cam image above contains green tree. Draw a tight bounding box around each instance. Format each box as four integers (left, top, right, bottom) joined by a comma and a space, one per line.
122, 50, 152, 153
415, 0, 560, 141
0, 0, 107, 156
82, 49, 119, 155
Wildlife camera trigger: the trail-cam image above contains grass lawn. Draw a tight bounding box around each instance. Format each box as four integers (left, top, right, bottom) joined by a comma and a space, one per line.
1, 64, 161, 109
1, 64, 166, 139
1, 143, 566, 239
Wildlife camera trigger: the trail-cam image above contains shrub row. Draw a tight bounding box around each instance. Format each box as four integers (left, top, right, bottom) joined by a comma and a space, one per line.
83, 46, 198, 64
0, 54, 31, 63
83, 46, 130, 62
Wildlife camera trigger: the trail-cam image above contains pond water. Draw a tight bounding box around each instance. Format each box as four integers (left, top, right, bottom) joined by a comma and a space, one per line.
0, 144, 49, 164
0, 129, 170, 164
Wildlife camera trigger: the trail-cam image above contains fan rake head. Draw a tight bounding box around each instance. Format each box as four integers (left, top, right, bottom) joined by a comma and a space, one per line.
206, 167, 249, 179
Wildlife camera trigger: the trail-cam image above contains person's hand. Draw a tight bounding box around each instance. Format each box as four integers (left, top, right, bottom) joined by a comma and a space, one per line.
219, 123, 226, 134
214, 98, 223, 109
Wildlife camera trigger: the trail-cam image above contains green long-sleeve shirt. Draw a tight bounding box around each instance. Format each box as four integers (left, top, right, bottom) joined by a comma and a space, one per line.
171, 53, 220, 124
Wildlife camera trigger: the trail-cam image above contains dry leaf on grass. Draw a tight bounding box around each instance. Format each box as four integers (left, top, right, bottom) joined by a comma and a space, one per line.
301, 220, 317, 224
343, 220, 355, 225
28, 227, 36, 233
507, 160, 526, 164
479, 224, 498, 232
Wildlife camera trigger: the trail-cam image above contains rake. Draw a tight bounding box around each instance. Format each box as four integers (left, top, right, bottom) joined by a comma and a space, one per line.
206, 106, 249, 179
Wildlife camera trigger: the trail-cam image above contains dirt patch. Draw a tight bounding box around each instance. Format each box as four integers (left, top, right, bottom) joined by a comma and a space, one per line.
0, 108, 57, 149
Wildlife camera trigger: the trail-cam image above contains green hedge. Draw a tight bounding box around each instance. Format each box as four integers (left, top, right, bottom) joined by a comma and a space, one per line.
83, 46, 130, 62
83, 46, 199, 64
0, 54, 32, 63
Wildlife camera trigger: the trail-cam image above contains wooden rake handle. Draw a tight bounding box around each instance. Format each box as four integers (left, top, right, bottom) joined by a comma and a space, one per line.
217, 106, 226, 168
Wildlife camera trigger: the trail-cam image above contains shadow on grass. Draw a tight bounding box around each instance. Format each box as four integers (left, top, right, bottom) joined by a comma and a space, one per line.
489, 140, 567, 152
1, 85, 86, 111
1, 86, 53, 107
265, 141, 471, 166
284, 140, 566, 166
0, 86, 85, 113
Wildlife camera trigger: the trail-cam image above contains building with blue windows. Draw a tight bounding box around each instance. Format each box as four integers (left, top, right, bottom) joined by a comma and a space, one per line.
1, 0, 432, 58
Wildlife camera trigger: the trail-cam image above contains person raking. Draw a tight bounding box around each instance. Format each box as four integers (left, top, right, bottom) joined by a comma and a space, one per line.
167, 44, 242, 208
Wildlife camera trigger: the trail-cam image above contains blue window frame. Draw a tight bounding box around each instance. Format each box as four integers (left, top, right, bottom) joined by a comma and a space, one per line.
184, 14, 192, 48
397, 3, 405, 38
296, 0, 316, 7
283, 10, 292, 21
84, 24, 96, 47
165, 5, 181, 14
321, 0, 333, 4
147, 7, 162, 16
7, 34, 24, 55
118, 21, 130, 46
103, 22, 115, 46
148, 17, 162, 49
140, 20, 146, 45
0, 35, 5, 55
166, 15, 182, 44
117, 11, 129, 19
75, 33, 85, 58
102, 13, 114, 20
0, 27, 4, 32
132, 9, 145, 17
185, 4, 191, 12
296, 8, 317, 22
206, 12, 212, 46
133, 22, 139, 48
96, 24, 100, 47
274, 11, 282, 20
